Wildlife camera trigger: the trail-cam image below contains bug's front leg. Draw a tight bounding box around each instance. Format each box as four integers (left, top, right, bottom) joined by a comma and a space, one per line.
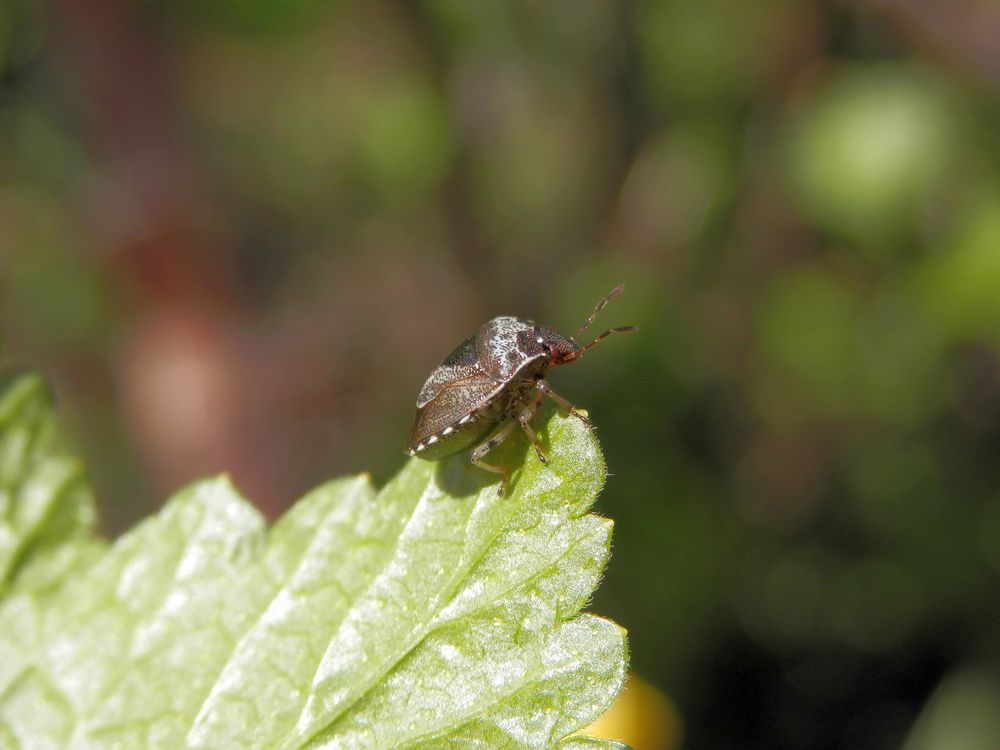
471, 418, 517, 495
534, 379, 591, 426
516, 394, 548, 465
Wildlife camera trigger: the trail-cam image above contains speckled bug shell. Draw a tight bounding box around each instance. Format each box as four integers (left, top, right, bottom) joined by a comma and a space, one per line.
406, 316, 575, 460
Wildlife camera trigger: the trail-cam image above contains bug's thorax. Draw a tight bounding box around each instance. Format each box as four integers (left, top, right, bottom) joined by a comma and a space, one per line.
475, 317, 580, 381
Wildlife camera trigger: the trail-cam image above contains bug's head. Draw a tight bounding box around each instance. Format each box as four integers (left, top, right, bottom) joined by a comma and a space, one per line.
533, 326, 580, 366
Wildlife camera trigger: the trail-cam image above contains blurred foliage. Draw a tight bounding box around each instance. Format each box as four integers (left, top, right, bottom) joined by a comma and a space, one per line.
2, 0, 1000, 748
788, 65, 959, 248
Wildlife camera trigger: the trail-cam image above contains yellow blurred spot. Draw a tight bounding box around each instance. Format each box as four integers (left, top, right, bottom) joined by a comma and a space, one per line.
579, 674, 682, 750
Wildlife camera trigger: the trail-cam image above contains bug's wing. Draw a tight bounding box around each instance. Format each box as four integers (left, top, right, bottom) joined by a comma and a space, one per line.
416, 335, 478, 407
408, 367, 500, 446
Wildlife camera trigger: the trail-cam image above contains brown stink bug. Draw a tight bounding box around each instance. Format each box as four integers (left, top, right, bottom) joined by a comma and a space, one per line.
405, 284, 636, 492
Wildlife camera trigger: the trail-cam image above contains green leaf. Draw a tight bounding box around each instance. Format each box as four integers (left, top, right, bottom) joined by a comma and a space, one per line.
0, 373, 102, 598
0, 368, 628, 749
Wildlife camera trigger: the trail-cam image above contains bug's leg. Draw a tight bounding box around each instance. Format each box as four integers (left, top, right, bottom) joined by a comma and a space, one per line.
471, 419, 517, 495
516, 395, 548, 465
534, 379, 591, 425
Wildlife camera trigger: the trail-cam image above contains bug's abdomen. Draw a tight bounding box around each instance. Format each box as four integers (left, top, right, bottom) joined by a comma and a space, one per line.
406, 387, 511, 460
407, 416, 496, 460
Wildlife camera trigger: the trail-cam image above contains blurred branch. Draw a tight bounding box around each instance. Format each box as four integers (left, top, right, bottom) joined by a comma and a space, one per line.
48, 0, 288, 515
386, 0, 499, 307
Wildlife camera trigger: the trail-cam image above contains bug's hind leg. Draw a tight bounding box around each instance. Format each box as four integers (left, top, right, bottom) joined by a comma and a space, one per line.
516, 394, 548, 465
534, 379, 591, 426
471, 418, 517, 495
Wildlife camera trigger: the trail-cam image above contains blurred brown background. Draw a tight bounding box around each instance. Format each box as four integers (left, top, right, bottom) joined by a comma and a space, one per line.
2, 1, 1000, 748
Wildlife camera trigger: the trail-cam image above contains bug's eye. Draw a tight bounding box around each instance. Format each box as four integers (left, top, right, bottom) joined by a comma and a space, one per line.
533, 327, 549, 352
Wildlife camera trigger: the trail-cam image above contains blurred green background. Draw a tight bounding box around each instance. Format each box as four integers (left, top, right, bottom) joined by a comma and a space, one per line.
2, 0, 1000, 748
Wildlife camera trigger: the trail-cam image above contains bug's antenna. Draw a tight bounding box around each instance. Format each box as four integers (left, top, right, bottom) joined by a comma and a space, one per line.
563, 283, 638, 360
573, 283, 627, 341
574, 325, 638, 356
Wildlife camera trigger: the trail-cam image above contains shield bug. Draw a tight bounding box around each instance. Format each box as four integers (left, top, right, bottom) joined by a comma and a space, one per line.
406, 284, 636, 493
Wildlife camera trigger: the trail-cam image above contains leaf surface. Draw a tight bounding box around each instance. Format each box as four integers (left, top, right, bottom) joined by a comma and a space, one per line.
0, 371, 628, 749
